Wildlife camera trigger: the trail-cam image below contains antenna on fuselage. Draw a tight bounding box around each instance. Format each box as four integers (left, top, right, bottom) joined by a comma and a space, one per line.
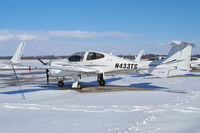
109, 49, 118, 55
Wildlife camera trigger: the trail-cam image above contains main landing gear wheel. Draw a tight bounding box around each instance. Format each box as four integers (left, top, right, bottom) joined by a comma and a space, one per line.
99, 80, 105, 86
58, 80, 64, 87
97, 73, 105, 86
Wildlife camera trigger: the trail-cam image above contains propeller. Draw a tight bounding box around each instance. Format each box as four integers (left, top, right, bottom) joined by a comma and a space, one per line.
11, 65, 26, 100
37, 58, 50, 84
46, 69, 49, 84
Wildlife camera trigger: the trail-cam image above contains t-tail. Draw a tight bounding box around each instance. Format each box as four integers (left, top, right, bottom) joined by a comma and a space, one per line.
10, 41, 26, 64
149, 41, 195, 77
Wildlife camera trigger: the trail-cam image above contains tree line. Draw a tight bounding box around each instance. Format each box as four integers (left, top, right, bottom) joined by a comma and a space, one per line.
1, 54, 200, 60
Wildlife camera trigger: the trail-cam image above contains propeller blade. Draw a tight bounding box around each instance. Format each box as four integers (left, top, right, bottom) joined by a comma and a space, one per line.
46, 69, 49, 84
11, 65, 26, 100
37, 58, 47, 65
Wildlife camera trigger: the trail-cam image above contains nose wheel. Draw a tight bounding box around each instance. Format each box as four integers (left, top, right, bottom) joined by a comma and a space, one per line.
58, 80, 64, 87
97, 73, 105, 86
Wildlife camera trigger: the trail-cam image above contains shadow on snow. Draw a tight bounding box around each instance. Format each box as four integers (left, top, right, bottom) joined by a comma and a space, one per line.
0, 77, 167, 95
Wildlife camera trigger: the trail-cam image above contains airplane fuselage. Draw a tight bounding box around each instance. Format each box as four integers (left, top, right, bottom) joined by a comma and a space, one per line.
48, 51, 140, 77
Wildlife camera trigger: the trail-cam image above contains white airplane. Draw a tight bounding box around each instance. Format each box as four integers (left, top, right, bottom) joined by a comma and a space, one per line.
8, 41, 194, 89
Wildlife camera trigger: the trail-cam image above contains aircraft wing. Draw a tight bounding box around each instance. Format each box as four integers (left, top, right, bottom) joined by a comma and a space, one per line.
18, 63, 99, 73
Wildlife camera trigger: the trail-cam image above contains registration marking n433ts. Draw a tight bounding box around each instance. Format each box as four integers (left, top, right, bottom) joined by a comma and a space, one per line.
115, 63, 138, 69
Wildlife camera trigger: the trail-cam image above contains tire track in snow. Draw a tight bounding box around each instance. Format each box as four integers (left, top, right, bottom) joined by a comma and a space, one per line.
2, 103, 155, 113
2, 100, 200, 114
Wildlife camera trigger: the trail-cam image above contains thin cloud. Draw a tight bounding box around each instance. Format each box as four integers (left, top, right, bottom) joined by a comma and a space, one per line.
16, 34, 40, 40
0, 30, 141, 41
156, 42, 167, 46
0, 30, 48, 41
0, 34, 14, 41
48, 30, 137, 39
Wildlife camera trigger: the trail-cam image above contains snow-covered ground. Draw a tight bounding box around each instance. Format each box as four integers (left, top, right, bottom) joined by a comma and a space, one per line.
0, 67, 200, 133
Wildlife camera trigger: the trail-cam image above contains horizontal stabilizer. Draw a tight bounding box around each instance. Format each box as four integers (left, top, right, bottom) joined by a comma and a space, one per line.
169, 41, 195, 47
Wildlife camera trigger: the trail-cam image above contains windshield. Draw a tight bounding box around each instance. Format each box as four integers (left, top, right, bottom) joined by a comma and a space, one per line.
68, 52, 85, 62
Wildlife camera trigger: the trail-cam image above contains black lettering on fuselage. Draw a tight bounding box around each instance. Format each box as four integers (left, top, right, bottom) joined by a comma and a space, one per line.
115, 63, 120, 68
114, 63, 138, 69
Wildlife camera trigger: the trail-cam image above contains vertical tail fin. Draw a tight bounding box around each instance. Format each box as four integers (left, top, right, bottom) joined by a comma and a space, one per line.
135, 50, 144, 62
167, 41, 194, 71
11, 41, 25, 64
150, 41, 195, 77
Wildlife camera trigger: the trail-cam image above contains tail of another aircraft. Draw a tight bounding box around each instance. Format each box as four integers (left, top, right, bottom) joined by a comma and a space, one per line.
150, 41, 195, 77
135, 50, 144, 62
10, 41, 25, 64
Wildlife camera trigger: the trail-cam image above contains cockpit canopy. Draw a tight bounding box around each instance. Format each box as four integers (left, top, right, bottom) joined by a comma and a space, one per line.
68, 52, 105, 62
86, 52, 105, 60
149, 56, 166, 61
191, 57, 199, 61
68, 52, 85, 62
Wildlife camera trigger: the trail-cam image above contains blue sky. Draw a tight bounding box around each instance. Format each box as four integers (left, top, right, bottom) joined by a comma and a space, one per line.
0, 0, 200, 56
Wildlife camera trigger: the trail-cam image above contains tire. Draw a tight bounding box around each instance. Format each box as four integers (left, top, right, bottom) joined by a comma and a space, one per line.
97, 73, 105, 86
58, 81, 64, 87
98, 80, 105, 86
